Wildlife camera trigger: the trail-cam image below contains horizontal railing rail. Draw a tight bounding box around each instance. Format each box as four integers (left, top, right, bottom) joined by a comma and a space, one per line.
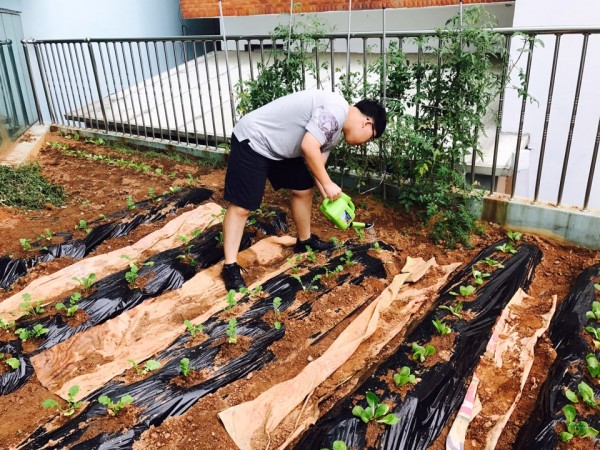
21, 27, 600, 210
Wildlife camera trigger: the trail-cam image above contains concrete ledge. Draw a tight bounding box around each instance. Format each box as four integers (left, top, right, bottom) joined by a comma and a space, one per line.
474, 194, 600, 250
0, 124, 50, 166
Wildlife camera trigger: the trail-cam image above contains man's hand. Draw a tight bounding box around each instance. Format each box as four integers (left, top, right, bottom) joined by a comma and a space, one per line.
323, 181, 342, 201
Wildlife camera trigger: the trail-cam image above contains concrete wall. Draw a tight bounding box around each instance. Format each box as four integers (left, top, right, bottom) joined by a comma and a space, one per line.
501, 0, 600, 209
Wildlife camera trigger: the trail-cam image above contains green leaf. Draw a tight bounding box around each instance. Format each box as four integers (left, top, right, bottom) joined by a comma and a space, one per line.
375, 403, 389, 418
5, 357, 20, 369
98, 395, 111, 406
42, 398, 59, 409
332, 442, 347, 450
559, 431, 573, 442
563, 404, 577, 423
564, 388, 578, 403
366, 392, 379, 412
120, 395, 134, 406
144, 360, 161, 372
377, 413, 400, 425
67, 385, 80, 400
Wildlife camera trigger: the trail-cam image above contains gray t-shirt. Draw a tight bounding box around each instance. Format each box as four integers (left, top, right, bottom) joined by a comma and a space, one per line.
233, 90, 349, 160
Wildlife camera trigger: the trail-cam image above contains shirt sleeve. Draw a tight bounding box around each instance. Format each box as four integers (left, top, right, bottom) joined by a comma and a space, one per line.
305, 105, 344, 150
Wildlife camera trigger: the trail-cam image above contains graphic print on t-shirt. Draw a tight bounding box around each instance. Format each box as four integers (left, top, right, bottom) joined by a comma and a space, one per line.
312, 106, 339, 149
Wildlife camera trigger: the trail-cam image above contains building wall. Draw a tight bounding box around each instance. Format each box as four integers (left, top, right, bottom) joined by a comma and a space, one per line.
181, 0, 509, 18
502, 0, 600, 209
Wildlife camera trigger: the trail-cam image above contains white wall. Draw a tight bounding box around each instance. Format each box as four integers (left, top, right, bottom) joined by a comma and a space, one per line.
502, 0, 600, 209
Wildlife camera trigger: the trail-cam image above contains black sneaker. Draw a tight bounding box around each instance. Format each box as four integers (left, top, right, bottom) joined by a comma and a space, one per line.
221, 262, 246, 291
293, 233, 335, 253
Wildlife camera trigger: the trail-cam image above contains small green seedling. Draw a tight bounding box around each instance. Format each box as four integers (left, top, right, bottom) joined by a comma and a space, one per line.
507, 231, 522, 242
340, 250, 356, 267
412, 343, 435, 363
586, 326, 600, 340
393, 366, 416, 387
19, 293, 44, 316
31, 323, 49, 338
372, 241, 382, 252
586, 353, 600, 378
226, 318, 238, 344
19, 238, 31, 251
126, 195, 135, 210
38, 228, 53, 242
481, 257, 504, 269
324, 265, 344, 278
587, 301, 600, 321
450, 285, 476, 298
155, 168, 163, 175
0, 354, 21, 370
578, 381, 600, 408
0, 318, 15, 331
148, 187, 156, 201
439, 302, 463, 319
14, 328, 31, 341
432, 319, 451, 335
273, 297, 282, 330
247, 285, 264, 299
471, 267, 491, 286
351, 392, 400, 425
74, 219, 91, 234
184, 320, 204, 337
42, 385, 83, 416
72, 273, 95, 292
55, 302, 78, 317
495, 242, 517, 254
560, 404, 599, 442
307, 274, 322, 291
179, 357, 192, 377
124, 261, 154, 287
226, 289, 237, 310
320, 441, 347, 450
565, 387, 579, 404
128, 359, 160, 375
98, 394, 134, 416
595, 283, 600, 291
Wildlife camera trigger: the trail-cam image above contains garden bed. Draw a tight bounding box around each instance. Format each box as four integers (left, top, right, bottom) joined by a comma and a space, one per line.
0, 132, 599, 449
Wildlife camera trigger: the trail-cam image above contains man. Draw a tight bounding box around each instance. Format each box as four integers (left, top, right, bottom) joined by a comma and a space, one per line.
221, 89, 387, 291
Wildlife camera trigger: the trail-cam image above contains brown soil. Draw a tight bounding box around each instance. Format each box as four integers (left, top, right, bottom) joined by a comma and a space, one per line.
0, 131, 599, 449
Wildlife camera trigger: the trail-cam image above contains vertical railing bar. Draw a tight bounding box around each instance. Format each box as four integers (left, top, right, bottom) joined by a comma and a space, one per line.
490, 34, 511, 194
72, 42, 94, 129
362, 38, 367, 96
0, 43, 20, 127
0, 50, 14, 129
259, 39, 265, 64
136, 41, 154, 139
120, 41, 140, 136
433, 36, 442, 139
330, 37, 335, 92
106, 42, 125, 134
65, 43, 88, 130
222, 38, 237, 127
33, 43, 57, 124
534, 34, 561, 202
212, 39, 227, 143
510, 34, 536, 199
162, 40, 180, 143
557, 33, 589, 206
583, 119, 600, 211
79, 42, 102, 130
235, 39, 243, 87
153, 40, 170, 139
129, 41, 148, 139
414, 40, 423, 130
172, 41, 189, 144
192, 41, 209, 147
470, 125, 479, 185
247, 39, 255, 81
146, 41, 165, 140
7, 43, 29, 124
22, 42, 43, 123
203, 40, 218, 147
114, 42, 133, 136
47, 43, 70, 126
98, 42, 118, 134
182, 40, 199, 146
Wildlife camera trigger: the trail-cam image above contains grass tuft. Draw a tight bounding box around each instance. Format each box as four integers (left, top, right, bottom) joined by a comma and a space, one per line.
0, 164, 66, 209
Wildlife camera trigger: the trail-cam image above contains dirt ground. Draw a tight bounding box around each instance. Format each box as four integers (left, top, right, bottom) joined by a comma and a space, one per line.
0, 131, 599, 449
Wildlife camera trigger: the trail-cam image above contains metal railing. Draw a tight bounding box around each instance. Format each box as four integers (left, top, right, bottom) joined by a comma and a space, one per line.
21, 27, 600, 210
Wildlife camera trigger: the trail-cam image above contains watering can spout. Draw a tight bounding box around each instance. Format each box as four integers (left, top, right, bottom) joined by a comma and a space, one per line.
320, 193, 373, 231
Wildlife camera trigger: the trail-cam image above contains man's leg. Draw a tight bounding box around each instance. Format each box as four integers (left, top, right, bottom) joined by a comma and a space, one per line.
223, 204, 250, 264
291, 188, 314, 242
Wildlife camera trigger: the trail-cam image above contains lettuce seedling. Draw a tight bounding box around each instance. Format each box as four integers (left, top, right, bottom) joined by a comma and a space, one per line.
14, 328, 31, 341
74, 219, 91, 234
179, 358, 192, 377
351, 392, 400, 425
125, 261, 154, 288
372, 241, 382, 253
450, 285, 476, 298
72, 273, 95, 292
128, 359, 160, 375
595, 283, 600, 291
0, 318, 15, 331
578, 381, 600, 408
248, 285, 264, 299
432, 319, 451, 335
320, 441, 347, 450
471, 267, 490, 285
184, 320, 204, 337
98, 394, 134, 416
586, 353, 600, 378
586, 326, 600, 340
564, 387, 579, 404
412, 343, 435, 362
43, 385, 83, 417
19, 238, 31, 251
439, 302, 463, 319
19, 293, 44, 316
55, 302, 78, 317
481, 257, 504, 269
126, 195, 136, 210
15, 323, 48, 341
304, 246, 317, 263
324, 265, 344, 278
560, 404, 599, 442
225, 289, 237, 310
0, 354, 21, 370
587, 301, 600, 321
273, 297, 282, 330
507, 231, 522, 242
495, 242, 517, 254
340, 250, 356, 267
393, 366, 416, 387
226, 318, 238, 344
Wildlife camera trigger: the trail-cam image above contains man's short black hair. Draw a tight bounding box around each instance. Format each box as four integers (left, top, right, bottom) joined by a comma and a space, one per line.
354, 99, 387, 139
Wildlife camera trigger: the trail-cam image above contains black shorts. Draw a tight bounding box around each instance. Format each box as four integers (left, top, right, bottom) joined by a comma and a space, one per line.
224, 134, 315, 211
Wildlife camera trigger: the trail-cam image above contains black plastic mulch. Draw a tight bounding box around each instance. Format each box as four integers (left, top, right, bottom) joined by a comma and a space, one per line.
17, 242, 392, 449
0, 188, 213, 290
293, 239, 542, 450
513, 263, 600, 449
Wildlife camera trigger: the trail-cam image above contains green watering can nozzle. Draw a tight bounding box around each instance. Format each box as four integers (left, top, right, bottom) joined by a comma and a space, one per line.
351, 221, 374, 230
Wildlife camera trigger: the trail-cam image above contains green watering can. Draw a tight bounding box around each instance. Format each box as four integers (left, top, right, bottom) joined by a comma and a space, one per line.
320, 192, 373, 231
